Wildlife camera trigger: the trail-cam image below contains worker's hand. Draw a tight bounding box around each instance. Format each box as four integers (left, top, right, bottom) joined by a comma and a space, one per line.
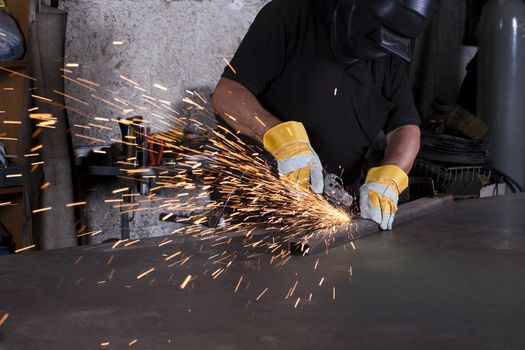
263, 121, 323, 194
359, 165, 408, 230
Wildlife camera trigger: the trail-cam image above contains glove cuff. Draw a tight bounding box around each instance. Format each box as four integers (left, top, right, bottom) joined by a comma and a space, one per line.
366, 165, 409, 194
263, 121, 310, 156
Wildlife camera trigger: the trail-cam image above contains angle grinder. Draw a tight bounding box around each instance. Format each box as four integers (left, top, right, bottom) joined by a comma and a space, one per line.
323, 173, 354, 212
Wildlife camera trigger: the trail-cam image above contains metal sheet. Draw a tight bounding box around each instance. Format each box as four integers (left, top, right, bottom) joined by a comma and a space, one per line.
289, 195, 454, 255
0, 194, 524, 349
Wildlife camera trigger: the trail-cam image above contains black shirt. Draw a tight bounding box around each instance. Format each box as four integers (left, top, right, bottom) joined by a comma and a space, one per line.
221, 0, 420, 185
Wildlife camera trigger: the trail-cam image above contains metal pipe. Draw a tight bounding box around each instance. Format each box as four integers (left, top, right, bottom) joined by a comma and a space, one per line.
478, 0, 525, 189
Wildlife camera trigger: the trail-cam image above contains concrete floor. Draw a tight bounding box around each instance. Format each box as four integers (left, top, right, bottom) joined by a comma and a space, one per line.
0, 194, 524, 349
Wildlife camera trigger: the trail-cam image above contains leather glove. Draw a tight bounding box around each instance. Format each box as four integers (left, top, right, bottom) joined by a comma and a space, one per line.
359, 165, 408, 230
263, 121, 323, 194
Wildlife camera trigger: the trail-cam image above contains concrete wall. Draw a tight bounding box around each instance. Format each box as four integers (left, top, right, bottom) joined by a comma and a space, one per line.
60, 0, 268, 146
49, 0, 471, 243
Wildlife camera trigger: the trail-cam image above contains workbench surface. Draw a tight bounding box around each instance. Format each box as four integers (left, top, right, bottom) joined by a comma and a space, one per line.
1, 194, 524, 349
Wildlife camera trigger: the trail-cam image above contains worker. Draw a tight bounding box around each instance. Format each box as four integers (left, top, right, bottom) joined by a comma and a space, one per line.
212, 0, 433, 230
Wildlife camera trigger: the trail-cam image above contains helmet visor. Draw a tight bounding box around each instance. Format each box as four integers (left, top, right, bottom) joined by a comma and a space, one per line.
377, 26, 412, 62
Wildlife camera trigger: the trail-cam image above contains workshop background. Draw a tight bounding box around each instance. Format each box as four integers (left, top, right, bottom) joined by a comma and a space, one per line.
57, 0, 473, 246
0, 0, 521, 250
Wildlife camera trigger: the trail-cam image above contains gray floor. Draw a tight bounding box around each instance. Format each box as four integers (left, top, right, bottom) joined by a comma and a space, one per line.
1, 194, 524, 349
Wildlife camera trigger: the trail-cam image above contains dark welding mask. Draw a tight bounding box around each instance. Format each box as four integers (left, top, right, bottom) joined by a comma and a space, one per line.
331, 0, 433, 63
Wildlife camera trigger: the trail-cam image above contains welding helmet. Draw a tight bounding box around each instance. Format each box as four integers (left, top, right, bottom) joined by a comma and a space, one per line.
331, 0, 433, 63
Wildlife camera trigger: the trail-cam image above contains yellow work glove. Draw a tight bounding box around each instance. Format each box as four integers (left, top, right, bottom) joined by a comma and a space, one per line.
263, 121, 324, 194
359, 165, 408, 230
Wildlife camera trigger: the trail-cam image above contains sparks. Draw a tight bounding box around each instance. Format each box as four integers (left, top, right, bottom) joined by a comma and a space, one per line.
32, 207, 52, 214
0, 313, 9, 327
294, 297, 301, 308
112, 187, 129, 194
256, 287, 269, 301
222, 57, 237, 74
180, 275, 192, 289
0, 66, 36, 80
154, 83, 168, 91
120, 75, 140, 87
165, 251, 182, 261
66, 201, 87, 207
136, 268, 155, 280
15, 245, 35, 253
234, 275, 243, 293
124, 240, 140, 247
158, 239, 173, 247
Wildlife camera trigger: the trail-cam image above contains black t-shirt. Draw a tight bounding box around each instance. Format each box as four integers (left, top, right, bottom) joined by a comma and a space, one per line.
221, 0, 420, 185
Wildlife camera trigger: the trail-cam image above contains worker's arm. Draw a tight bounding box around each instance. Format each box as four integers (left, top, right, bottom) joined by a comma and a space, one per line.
360, 124, 420, 230
212, 77, 281, 143
212, 77, 324, 193
382, 124, 421, 172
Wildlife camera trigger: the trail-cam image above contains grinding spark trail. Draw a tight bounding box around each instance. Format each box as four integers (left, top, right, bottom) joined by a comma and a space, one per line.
138, 95, 353, 249
23, 65, 352, 254
173, 123, 353, 238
